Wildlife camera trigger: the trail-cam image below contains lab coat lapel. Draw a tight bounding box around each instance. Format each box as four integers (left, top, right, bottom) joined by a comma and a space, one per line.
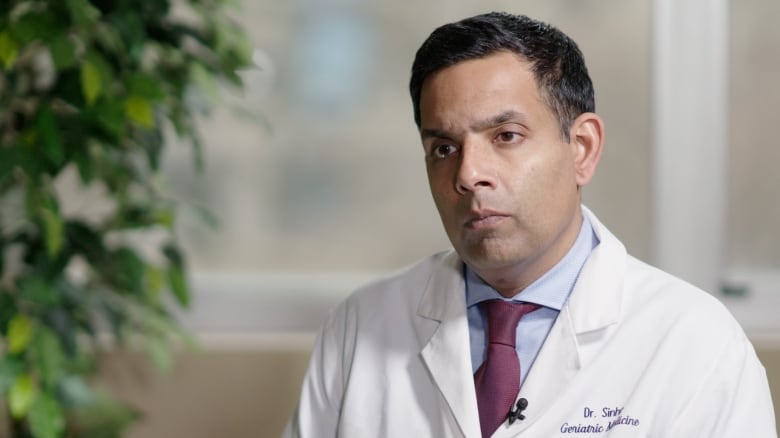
417, 252, 482, 438
495, 207, 626, 436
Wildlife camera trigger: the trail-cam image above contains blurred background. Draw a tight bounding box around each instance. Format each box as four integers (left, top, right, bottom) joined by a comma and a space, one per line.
83, 0, 778, 436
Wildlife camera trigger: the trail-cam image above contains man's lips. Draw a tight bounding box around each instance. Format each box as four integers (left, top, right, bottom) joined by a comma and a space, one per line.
463, 210, 510, 229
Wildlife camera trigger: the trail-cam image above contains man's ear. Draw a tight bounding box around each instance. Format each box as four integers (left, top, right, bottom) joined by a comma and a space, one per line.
569, 112, 605, 187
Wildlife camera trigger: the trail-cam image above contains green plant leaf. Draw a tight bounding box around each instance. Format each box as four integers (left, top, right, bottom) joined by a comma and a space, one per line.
7, 314, 35, 355
0, 31, 18, 69
191, 129, 206, 171
154, 207, 175, 229
107, 248, 145, 295
0, 355, 25, 393
113, 10, 145, 61
41, 206, 65, 257
145, 336, 172, 372
49, 36, 77, 70
47, 309, 80, 357
189, 203, 219, 229
29, 391, 65, 438
59, 375, 96, 407
144, 266, 165, 302
118, 205, 165, 229
141, 128, 164, 172
52, 68, 87, 108
66, 221, 107, 266
167, 264, 189, 307
81, 59, 102, 106
0, 146, 19, 183
74, 149, 96, 184
93, 22, 125, 55
25, 181, 42, 222
66, 0, 101, 28
126, 73, 165, 100
162, 244, 182, 266
80, 51, 114, 108
163, 246, 189, 307
36, 106, 64, 166
0, 291, 18, 335
99, 301, 125, 344
189, 62, 219, 105
67, 389, 139, 437
92, 100, 125, 140
30, 327, 65, 389
19, 277, 60, 307
9, 10, 58, 44
9, 373, 38, 418
123, 96, 155, 128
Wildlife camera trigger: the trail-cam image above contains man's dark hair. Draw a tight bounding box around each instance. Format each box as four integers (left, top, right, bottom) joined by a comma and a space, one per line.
409, 12, 594, 141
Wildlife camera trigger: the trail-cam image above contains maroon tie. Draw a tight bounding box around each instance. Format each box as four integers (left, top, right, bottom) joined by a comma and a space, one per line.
474, 300, 540, 437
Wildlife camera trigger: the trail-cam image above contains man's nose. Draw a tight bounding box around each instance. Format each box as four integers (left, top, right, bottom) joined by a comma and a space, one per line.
455, 141, 496, 194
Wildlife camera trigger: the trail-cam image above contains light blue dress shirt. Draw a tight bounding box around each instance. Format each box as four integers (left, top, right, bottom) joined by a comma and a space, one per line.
466, 213, 599, 384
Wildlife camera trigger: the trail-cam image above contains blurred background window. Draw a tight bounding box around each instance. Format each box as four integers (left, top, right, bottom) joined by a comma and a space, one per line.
163, 0, 653, 277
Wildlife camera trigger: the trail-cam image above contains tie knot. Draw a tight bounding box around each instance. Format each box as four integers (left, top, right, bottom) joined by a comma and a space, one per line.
482, 300, 540, 347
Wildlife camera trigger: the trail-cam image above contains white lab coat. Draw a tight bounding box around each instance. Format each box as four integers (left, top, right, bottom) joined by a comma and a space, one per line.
284, 208, 776, 437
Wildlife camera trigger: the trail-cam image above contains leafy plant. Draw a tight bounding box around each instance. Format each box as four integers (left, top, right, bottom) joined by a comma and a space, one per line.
0, 0, 251, 436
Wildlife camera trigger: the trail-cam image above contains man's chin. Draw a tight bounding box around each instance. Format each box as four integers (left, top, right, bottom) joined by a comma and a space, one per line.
458, 245, 524, 272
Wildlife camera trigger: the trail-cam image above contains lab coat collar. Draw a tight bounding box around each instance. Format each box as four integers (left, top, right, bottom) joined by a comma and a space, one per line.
417, 206, 625, 333
568, 205, 626, 335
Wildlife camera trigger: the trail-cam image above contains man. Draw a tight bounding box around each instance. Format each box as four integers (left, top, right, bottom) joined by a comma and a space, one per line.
285, 12, 776, 437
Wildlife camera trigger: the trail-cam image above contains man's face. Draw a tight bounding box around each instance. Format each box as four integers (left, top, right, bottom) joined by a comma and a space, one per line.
418, 51, 584, 295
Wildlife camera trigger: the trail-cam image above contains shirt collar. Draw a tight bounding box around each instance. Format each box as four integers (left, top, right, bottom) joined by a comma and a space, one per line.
465, 211, 599, 310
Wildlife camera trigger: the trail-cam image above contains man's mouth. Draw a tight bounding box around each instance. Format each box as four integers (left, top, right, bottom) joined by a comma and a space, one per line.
464, 210, 509, 229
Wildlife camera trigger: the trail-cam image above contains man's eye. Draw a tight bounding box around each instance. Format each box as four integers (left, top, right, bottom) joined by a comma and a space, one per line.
433, 143, 457, 158
497, 132, 522, 142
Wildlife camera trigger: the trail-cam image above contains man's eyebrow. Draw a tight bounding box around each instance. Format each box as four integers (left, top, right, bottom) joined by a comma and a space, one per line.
420, 128, 451, 140
420, 110, 528, 140
471, 110, 528, 132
